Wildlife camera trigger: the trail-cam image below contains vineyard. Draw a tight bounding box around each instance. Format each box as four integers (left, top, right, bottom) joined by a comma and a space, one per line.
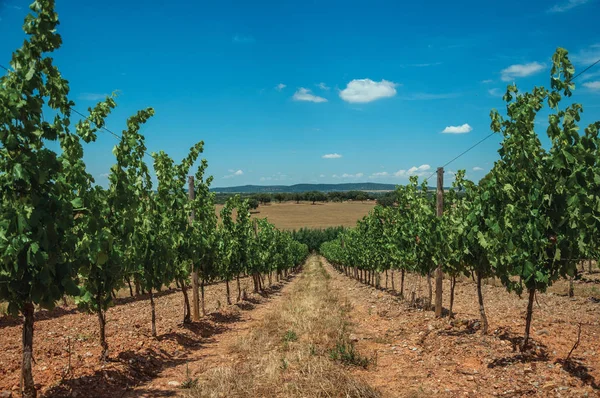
0, 2, 308, 397
2, 1, 600, 398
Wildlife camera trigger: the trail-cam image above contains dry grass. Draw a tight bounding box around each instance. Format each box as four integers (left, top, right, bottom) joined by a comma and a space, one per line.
186, 256, 380, 398
215, 201, 376, 230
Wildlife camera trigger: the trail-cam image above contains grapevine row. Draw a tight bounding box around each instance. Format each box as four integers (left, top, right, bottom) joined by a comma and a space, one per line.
321, 48, 600, 351
0, 3, 308, 397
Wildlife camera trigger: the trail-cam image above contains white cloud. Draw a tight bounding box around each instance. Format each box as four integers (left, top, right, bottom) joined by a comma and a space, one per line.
473, 166, 484, 171
370, 171, 389, 178
339, 79, 398, 103
79, 93, 108, 101
275, 83, 286, 91
260, 172, 287, 182
571, 44, 600, 65
500, 62, 545, 82
583, 81, 600, 91
319, 174, 326, 178
341, 173, 364, 178
481, 79, 493, 84
293, 88, 327, 103
232, 35, 255, 43
99, 173, 109, 178
581, 71, 600, 81
322, 153, 342, 159
488, 88, 503, 97
394, 164, 431, 177
223, 169, 244, 179
442, 123, 473, 134
317, 82, 330, 90
332, 174, 339, 178
548, 0, 589, 13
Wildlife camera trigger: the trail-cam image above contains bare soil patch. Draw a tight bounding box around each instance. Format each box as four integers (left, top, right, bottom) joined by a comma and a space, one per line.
323, 258, 600, 397
0, 275, 295, 397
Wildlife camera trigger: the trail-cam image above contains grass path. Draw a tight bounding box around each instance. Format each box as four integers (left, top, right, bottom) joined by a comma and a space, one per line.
185, 255, 379, 398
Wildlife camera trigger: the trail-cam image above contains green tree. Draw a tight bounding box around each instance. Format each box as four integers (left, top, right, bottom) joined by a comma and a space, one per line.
0, 1, 92, 394
75, 102, 155, 360
486, 48, 597, 349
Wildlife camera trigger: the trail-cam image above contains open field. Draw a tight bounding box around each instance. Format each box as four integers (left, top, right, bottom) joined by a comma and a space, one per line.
215, 201, 377, 230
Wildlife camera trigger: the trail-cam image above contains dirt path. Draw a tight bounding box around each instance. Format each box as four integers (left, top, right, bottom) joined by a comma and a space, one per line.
183, 255, 379, 398
0, 273, 297, 397
125, 274, 300, 397
322, 257, 600, 398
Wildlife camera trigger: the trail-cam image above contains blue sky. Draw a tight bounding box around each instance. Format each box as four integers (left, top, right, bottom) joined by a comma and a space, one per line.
1, 0, 599, 188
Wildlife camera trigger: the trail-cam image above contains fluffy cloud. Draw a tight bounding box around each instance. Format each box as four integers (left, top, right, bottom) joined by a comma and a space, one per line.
583, 81, 600, 91
488, 88, 503, 97
394, 164, 431, 177
319, 174, 326, 178
99, 173, 109, 178
341, 173, 364, 178
473, 166, 484, 171
317, 82, 330, 90
339, 79, 398, 103
548, 0, 589, 13
442, 123, 472, 134
223, 169, 244, 179
370, 171, 389, 178
260, 172, 287, 182
581, 71, 600, 81
322, 153, 342, 159
293, 88, 327, 103
570, 44, 600, 65
275, 83, 286, 91
500, 62, 545, 82
481, 79, 493, 84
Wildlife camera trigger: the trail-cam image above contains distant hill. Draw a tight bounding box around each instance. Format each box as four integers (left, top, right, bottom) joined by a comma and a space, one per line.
210, 182, 400, 193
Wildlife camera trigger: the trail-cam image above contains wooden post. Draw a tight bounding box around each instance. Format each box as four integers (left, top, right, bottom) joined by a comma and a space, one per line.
189, 176, 200, 322
434, 167, 444, 317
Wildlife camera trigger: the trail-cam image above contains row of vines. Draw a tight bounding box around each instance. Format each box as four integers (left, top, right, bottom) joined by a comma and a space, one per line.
321, 48, 600, 352
0, 2, 308, 397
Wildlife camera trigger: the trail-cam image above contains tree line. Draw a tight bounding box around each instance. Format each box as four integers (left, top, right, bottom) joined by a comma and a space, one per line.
215, 190, 382, 206
321, 48, 600, 352
0, 3, 308, 397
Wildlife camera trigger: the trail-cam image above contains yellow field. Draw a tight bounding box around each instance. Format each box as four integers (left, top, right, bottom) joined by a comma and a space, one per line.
215, 201, 376, 230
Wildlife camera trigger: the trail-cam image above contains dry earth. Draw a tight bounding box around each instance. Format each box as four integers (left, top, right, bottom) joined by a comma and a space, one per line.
323, 258, 600, 397
215, 201, 376, 230
2, 255, 599, 397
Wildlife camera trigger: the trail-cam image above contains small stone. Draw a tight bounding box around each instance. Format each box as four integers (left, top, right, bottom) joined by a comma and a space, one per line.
167, 381, 180, 387
543, 383, 557, 391
427, 324, 435, 331
536, 329, 550, 336
349, 334, 359, 342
